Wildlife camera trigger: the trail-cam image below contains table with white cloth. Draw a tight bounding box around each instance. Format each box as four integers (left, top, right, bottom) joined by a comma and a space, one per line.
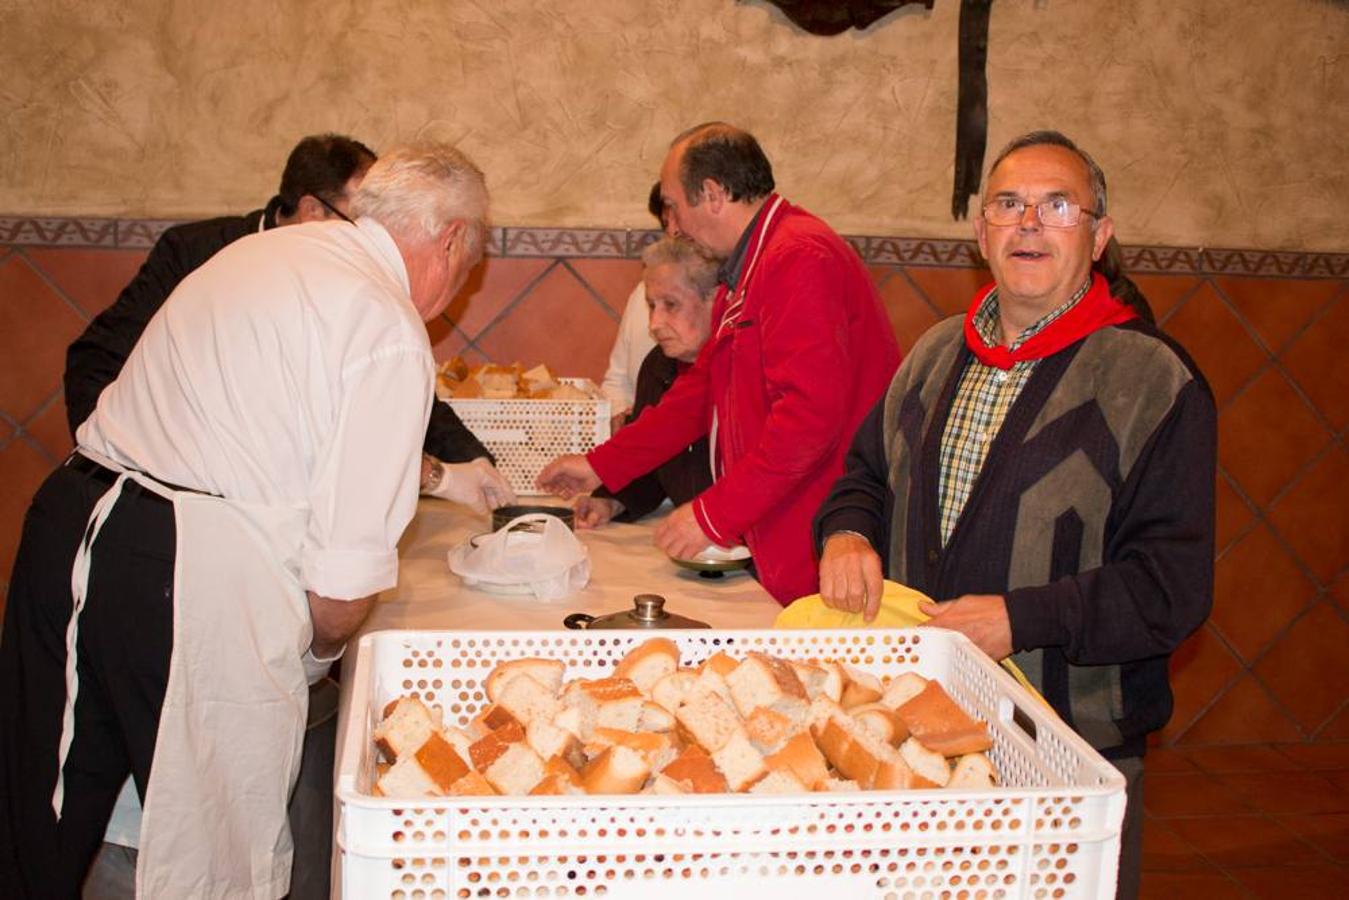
330, 497, 784, 893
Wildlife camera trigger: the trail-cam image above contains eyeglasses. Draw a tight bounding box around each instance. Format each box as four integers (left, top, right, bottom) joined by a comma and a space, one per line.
982, 196, 1099, 229
314, 194, 354, 224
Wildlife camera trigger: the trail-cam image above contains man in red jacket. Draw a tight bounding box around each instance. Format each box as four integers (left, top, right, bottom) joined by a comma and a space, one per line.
538, 122, 900, 604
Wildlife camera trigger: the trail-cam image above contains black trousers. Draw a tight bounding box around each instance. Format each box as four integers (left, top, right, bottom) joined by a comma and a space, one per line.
0, 462, 176, 898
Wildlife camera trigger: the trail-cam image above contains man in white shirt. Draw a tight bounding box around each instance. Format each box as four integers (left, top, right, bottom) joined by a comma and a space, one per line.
0, 143, 489, 898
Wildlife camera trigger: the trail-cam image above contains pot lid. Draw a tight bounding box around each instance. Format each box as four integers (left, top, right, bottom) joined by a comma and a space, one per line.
566, 594, 711, 629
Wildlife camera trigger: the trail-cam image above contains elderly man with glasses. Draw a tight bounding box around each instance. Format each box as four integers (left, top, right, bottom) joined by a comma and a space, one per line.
812, 130, 1216, 900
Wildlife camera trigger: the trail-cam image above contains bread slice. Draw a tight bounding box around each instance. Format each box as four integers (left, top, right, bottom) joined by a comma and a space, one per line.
763, 732, 829, 791
749, 767, 810, 794
486, 658, 566, 703
525, 717, 586, 770
821, 777, 861, 792
725, 652, 809, 721
468, 703, 521, 738
614, 638, 680, 695
375, 732, 470, 797
651, 669, 700, 714
373, 696, 437, 762
810, 702, 912, 789
494, 673, 560, 726
898, 737, 951, 788
639, 701, 676, 733
840, 664, 884, 709
468, 720, 526, 771
447, 770, 497, 796
530, 755, 586, 796
584, 727, 680, 772
439, 725, 478, 764
482, 742, 546, 796
850, 703, 910, 747
880, 672, 929, 710
894, 682, 993, 757
657, 745, 728, 794
674, 689, 745, 754
710, 730, 767, 792
561, 676, 645, 737
744, 706, 798, 755
948, 752, 998, 789
581, 744, 651, 794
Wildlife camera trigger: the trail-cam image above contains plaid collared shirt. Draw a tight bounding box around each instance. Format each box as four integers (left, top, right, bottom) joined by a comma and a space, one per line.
936, 280, 1091, 546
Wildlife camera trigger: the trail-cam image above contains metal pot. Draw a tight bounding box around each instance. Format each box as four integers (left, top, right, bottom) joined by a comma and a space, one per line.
563, 594, 711, 630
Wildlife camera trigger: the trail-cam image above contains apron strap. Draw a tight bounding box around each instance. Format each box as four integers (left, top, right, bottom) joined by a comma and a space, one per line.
55, 472, 130, 818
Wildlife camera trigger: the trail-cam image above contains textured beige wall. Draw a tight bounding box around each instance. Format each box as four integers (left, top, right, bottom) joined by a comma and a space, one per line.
2, 0, 1346, 250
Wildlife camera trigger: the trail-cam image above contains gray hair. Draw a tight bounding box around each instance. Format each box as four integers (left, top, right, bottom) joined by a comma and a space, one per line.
350, 141, 489, 255
641, 236, 720, 300
986, 130, 1108, 219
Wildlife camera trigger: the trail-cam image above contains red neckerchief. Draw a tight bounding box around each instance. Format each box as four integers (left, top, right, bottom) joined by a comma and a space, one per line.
963, 272, 1137, 370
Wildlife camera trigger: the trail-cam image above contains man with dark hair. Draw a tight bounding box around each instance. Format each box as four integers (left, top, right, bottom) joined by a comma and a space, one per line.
63, 133, 500, 490
540, 122, 900, 604
813, 130, 1215, 899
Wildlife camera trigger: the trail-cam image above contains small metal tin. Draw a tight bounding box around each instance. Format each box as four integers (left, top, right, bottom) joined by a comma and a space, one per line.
563, 594, 711, 630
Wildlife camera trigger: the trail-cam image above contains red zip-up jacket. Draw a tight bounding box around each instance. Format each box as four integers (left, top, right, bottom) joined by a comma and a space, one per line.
588, 196, 901, 603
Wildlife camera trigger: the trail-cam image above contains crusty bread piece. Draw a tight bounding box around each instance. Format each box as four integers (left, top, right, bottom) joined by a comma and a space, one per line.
476, 363, 521, 399
584, 727, 680, 772
581, 744, 651, 794
448, 378, 484, 399
850, 703, 910, 747
468, 720, 526, 771
894, 682, 993, 757
701, 652, 739, 678
375, 732, 470, 797
544, 383, 590, 401
561, 676, 645, 737
810, 703, 913, 790
437, 356, 470, 382
840, 665, 884, 709
520, 363, 558, 394
763, 732, 829, 791
674, 689, 745, 754
530, 755, 586, 796
749, 767, 810, 794
812, 660, 847, 704
468, 704, 521, 739
651, 669, 699, 714
657, 745, 728, 794
821, 776, 861, 792
486, 658, 566, 703
374, 696, 437, 762
447, 770, 497, 796
494, 673, 560, 726
526, 717, 586, 770
639, 701, 676, 733
726, 652, 809, 721
710, 730, 768, 792
898, 737, 951, 788
649, 774, 690, 795
880, 672, 929, 710
439, 725, 477, 764
614, 638, 680, 695
948, 752, 997, 789
744, 706, 798, 755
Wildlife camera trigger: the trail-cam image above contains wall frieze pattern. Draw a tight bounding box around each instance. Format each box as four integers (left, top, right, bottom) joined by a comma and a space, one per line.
1, 216, 1345, 278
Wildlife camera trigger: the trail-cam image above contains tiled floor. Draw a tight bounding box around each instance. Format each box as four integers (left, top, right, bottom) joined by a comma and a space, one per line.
1140, 743, 1349, 898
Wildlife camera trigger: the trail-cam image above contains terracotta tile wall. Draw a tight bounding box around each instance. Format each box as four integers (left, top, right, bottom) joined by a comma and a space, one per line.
1, 218, 1346, 746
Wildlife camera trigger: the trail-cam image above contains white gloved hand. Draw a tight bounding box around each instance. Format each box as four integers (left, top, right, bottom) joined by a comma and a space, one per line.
425, 457, 517, 513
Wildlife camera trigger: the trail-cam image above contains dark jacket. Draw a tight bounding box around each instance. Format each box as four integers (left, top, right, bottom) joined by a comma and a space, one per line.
63, 199, 490, 463
814, 315, 1216, 759
592, 347, 713, 520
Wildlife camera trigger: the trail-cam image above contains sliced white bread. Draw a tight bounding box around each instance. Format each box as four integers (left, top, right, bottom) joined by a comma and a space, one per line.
613, 637, 680, 695
744, 706, 798, 755
725, 652, 809, 721
657, 745, 728, 794
584, 727, 680, 772
880, 672, 929, 711
375, 732, 470, 797
525, 717, 586, 770
494, 672, 560, 726
674, 689, 745, 754
840, 664, 884, 709
948, 752, 998, 789
749, 767, 810, 794
651, 669, 700, 714
894, 682, 993, 757
710, 730, 767, 792
639, 701, 676, 733
373, 696, 437, 762
485, 657, 566, 703
898, 737, 951, 788
850, 703, 910, 747
763, 732, 829, 791
447, 770, 498, 796
581, 744, 651, 794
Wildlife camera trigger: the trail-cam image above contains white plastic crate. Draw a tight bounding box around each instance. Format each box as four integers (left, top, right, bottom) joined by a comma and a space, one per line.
336, 629, 1127, 899
446, 378, 610, 495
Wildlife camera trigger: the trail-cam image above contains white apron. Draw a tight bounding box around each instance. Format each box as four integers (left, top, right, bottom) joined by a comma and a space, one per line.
58, 456, 317, 899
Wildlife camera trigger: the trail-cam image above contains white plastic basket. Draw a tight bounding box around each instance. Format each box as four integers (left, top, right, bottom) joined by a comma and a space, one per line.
336, 629, 1126, 899
446, 378, 610, 495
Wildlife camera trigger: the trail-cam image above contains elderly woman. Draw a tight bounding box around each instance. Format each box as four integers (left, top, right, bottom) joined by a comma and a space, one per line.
574, 236, 718, 527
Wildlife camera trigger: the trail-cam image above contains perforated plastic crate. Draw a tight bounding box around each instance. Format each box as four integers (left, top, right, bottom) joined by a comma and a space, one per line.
336, 629, 1126, 899
445, 378, 610, 495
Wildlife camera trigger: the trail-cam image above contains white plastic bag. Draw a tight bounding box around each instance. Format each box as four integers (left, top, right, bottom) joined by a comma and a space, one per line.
448, 513, 590, 601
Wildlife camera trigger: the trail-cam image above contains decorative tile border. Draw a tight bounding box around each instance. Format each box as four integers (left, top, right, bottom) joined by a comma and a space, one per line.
2, 216, 1346, 278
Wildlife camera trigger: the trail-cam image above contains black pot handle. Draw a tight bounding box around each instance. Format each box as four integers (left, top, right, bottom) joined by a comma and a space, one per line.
563, 613, 594, 630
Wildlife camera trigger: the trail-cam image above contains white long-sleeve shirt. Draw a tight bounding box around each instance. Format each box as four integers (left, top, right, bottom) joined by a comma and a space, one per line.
600, 281, 657, 415
78, 217, 433, 601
